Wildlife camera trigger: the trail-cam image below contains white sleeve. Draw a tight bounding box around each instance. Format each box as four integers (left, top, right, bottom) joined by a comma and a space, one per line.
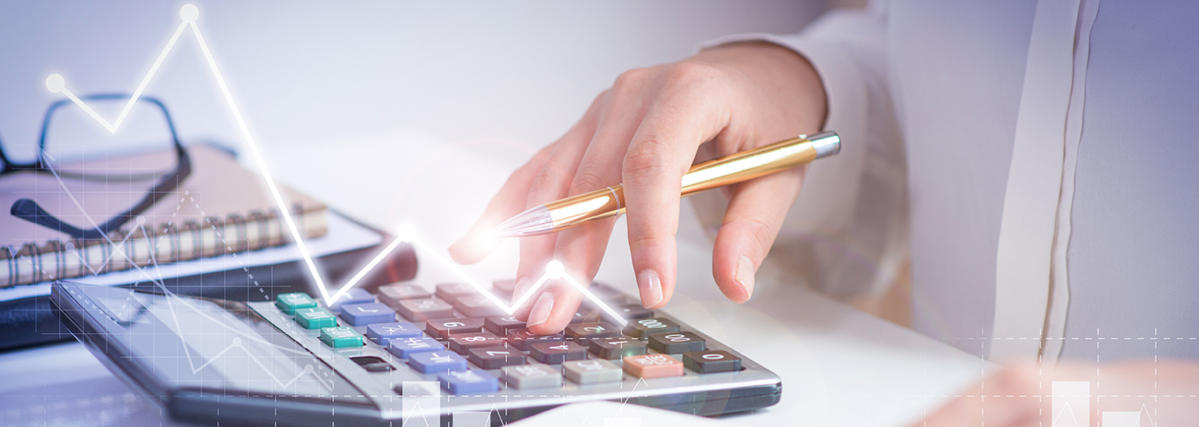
690, 2, 910, 298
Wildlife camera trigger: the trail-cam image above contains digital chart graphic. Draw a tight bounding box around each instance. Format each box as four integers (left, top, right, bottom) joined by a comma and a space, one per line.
42, 3, 627, 326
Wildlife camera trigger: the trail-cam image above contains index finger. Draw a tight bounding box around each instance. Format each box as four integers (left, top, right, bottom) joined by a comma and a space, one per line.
622, 64, 731, 309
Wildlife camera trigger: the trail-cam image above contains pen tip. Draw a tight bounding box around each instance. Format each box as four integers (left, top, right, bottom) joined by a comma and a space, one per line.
496, 206, 553, 237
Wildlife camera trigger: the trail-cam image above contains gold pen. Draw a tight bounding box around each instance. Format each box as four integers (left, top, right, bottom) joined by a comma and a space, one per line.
496, 131, 841, 237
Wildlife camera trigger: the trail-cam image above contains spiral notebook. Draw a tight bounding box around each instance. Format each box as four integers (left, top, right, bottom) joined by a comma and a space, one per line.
0, 145, 329, 288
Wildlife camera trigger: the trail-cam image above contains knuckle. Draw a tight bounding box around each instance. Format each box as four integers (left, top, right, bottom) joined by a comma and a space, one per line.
571, 169, 609, 193
622, 140, 670, 180
733, 217, 778, 255
613, 67, 650, 88
664, 61, 722, 85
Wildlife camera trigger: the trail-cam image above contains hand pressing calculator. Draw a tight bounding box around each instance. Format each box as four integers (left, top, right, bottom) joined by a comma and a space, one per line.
52, 279, 781, 426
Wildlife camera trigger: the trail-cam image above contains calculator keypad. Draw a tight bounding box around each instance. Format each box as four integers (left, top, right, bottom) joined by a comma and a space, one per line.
260, 287, 766, 402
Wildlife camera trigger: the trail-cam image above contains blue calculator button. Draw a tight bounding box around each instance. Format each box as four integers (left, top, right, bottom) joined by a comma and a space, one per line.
367, 322, 422, 343
408, 351, 468, 373
329, 288, 375, 311
388, 337, 444, 358
339, 302, 396, 326
438, 370, 500, 395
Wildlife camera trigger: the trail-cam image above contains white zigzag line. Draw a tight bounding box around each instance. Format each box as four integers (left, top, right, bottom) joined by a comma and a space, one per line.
44, 4, 626, 326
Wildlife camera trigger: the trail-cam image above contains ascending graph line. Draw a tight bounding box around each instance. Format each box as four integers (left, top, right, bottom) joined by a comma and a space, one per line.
43, 4, 627, 325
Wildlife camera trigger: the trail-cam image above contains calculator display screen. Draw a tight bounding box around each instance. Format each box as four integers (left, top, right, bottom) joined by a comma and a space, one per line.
70, 284, 367, 403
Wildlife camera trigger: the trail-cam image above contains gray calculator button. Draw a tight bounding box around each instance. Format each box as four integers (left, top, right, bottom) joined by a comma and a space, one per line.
562, 359, 623, 384
501, 364, 563, 389
455, 295, 506, 318
396, 298, 454, 321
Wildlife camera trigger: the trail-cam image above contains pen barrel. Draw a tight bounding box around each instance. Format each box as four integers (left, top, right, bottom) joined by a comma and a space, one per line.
543, 131, 840, 230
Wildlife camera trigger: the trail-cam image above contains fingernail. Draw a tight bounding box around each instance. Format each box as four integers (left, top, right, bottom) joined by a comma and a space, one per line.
526, 292, 554, 327
735, 255, 756, 299
637, 269, 663, 308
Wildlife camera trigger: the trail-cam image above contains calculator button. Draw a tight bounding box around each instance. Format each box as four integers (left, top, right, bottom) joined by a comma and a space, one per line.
275, 292, 317, 314
624, 317, 681, 338
339, 302, 397, 326
590, 282, 626, 301
528, 341, 588, 364
501, 364, 563, 389
366, 322, 422, 344
570, 308, 601, 324
484, 315, 525, 335
425, 318, 484, 339
438, 370, 500, 395
467, 346, 527, 369
454, 295, 506, 318
617, 304, 653, 320
492, 279, 518, 298
408, 351, 468, 373
622, 354, 684, 379
448, 332, 504, 354
565, 322, 621, 342
647, 331, 705, 354
319, 326, 364, 348
350, 356, 395, 373
294, 307, 337, 329
563, 359, 623, 384
377, 283, 430, 304
435, 282, 479, 303
588, 338, 648, 360
388, 337, 444, 358
683, 350, 742, 373
329, 288, 375, 311
506, 328, 564, 351
395, 299, 454, 321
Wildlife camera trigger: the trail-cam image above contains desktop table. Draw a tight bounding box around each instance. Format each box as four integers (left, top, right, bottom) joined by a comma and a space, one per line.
0, 140, 989, 426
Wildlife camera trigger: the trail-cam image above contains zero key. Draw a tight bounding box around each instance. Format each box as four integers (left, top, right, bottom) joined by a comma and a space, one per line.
683, 350, 742, 373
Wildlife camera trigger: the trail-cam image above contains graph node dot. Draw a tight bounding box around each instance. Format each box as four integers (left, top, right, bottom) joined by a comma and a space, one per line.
44, 73, 65, 93
179, 4, 199, 22
545, 260, 565, 278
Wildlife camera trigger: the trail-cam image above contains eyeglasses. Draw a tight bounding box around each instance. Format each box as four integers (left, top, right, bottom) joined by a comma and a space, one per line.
0, 94, 192, 239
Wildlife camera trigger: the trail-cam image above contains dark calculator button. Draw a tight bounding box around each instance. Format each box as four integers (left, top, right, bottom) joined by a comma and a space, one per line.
590, 281, 626, 301
683, 350, 742, 373
565, 322, 622, 343
454, 295, 506, 318
588, 338, 648, 360
492, 279, 518, 298
647, 331, 706, 354
350, 356, 395, 373
528, 341, 588, 364
485, 315, 525, 335
617, 304, 653, 320
377, 283, 431, 305
467, 346, 527, 369
570, 308, 601, 324
624, 317, 681, 338
435, 282, 479, 303
426, 318, 484, 339
448, 331, 504, 354
506, 328, 564, 351
395, 299, 454, 321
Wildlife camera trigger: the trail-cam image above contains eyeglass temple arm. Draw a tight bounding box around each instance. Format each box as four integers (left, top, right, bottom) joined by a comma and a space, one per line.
10, 198, 111, 239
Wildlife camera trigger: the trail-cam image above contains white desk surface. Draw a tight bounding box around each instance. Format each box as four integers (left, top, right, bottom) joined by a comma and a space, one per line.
0, 140, 989, 426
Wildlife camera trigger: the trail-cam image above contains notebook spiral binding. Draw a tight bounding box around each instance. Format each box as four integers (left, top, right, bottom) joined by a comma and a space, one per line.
1, 202, 326, 288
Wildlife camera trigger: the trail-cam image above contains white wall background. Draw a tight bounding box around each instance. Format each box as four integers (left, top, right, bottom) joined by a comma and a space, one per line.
1, 1, 826, 155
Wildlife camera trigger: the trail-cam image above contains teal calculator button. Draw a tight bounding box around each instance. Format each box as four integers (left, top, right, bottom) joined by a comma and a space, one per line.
320, 326, 364, 348
295, 307, 338, 329
276, 292, 318, 314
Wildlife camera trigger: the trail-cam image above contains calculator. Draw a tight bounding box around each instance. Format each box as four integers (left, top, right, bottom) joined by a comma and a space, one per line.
51, 278, 781, 425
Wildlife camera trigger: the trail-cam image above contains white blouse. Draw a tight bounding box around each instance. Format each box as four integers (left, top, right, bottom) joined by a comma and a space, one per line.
697, 0, 1199, 362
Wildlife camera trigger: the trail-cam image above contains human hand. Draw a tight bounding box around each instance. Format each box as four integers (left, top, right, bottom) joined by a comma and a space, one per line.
450, 42, 827, 334
917, 360, 1199, 426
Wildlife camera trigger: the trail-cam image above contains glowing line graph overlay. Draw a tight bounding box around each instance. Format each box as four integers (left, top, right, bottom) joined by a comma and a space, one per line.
44, 4, 627, 326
